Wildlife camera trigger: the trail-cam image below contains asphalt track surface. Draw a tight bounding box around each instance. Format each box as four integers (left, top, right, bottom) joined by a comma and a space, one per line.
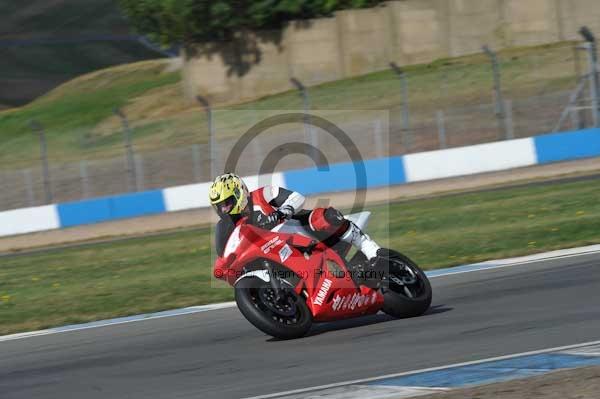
2, 253, 600, 399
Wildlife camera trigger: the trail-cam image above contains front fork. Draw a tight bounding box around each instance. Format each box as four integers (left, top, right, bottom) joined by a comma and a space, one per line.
263, 260, 285, 302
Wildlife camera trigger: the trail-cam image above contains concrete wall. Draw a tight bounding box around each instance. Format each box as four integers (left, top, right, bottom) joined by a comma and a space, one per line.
447, 0, 502, 55
182, 0, 599, 105
285, 18, 344, 86
503, 0, 561, 47
336, 8, 390, 76
389, 0, 450, 64
558, 0, 600, 41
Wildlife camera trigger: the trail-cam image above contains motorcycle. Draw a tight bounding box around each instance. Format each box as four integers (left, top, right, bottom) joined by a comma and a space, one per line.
214, 211, 432, 339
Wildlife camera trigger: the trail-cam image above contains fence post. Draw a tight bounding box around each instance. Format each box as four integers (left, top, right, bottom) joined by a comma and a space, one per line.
114, 108, 137, 191
570, 107, 581, 130
504, 99, 514, 140
440, 70, 450, 104
374, 118, 384, 158
390, 63, 411, 151
580, 27, 600, 127
436, 110, 447, 149
482, 45, 509, 140
196, 95, 217, 176
29, 120, 52, 204
290, 78, 318, 162
191, 144, 202, 182
572, 41, 586, 128
135, 154, 145, 192
0, 172, 4, 209
553, 77, 588, 132
0, 172, 6, 210
80, 160, 91, 198
23, 169, 35, 206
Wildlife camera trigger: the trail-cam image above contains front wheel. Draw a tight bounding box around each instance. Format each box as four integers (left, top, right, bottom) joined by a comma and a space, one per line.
235, 277, 312, 339
380, 249, 432, 318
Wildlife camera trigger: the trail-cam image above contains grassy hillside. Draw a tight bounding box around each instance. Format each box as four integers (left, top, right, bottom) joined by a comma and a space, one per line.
0, 41, 581, 171
0, 0, 166, 107
0, 60, 181, 167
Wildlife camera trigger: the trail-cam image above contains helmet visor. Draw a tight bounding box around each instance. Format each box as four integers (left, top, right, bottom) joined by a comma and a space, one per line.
213, 195, 237, 217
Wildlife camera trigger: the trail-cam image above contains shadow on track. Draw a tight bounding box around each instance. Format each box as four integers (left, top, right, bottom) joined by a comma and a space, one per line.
266, 305, 453, 341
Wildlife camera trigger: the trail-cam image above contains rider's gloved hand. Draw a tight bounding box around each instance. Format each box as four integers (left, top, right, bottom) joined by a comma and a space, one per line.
277, 205, 295, 220
255, 210, 285, 229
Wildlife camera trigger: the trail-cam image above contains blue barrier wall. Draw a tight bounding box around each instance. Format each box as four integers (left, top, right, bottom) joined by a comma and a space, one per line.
283, 156, 406, 195
57, 190, 166, 228
534, 128, 600, 164
5, 127, 600, 237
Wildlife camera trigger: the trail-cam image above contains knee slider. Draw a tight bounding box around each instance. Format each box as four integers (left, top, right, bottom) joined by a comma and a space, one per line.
324, 207, 346, 227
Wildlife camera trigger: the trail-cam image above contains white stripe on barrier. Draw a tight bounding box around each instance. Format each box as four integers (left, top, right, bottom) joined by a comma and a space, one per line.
244, 172, 286, 191
163, 182, 212, 212
0, 205, 60, 237
0, 130, 588, 238
403, 138, 537, 182
163, 173, 286, 213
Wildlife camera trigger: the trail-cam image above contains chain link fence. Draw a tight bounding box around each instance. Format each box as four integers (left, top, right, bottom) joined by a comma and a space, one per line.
1, 40, 598, 212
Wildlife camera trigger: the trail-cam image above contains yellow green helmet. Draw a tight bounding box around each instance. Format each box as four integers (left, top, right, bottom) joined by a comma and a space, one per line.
209, 173, 249, 217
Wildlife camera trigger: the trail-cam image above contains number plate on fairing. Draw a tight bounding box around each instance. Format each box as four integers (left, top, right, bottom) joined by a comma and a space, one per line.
279, 244, 292, 263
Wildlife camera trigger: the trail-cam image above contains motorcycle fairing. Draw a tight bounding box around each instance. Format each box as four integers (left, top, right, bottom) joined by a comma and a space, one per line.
223, 219, 384, 322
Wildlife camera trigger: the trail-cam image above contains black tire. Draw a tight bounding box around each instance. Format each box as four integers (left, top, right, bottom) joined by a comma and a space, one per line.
235, 277, 312, 339
381, 250, 432, 318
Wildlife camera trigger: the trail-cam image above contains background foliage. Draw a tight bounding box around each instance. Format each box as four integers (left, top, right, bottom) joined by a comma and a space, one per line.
118, 0, 385, 45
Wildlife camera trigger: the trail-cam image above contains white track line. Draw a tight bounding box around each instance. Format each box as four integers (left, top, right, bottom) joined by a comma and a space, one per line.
0, 302, 237, 343
1, 244, 600, 343
265, 385, 449, 399
425, 243, 600, 278
243, 339, 600, 399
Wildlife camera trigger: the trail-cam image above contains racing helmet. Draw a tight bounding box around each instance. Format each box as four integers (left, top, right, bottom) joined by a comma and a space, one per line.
209, 173, 249, 217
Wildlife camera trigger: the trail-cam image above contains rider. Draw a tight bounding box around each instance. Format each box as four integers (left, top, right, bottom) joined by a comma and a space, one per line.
209, 173, 381, 262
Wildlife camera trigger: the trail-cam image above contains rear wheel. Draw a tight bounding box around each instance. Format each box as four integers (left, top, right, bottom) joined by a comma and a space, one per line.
380, 250, 432, 318
235, 277, 312, 339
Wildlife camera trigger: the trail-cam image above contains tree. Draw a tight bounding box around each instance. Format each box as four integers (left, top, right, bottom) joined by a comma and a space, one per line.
118, 0, 385, 46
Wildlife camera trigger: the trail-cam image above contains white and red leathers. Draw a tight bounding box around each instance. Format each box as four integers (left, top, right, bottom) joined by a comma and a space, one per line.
214, 185, 380, 261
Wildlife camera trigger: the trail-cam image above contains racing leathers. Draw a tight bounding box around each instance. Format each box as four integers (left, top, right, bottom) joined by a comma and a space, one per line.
214, 185, 380, 261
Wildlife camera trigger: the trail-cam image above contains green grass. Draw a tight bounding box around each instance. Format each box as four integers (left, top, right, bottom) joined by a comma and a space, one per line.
1, 178, 600, 335
0, 41, 581, 169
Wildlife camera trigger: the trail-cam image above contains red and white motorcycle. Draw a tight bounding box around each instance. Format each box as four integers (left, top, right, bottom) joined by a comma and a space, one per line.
214, 212, 432, 339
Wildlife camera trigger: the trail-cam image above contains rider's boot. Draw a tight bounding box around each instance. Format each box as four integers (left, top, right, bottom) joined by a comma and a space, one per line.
340, 222, 381, 262
309, 207, 382, 264
341, 222, 385, 288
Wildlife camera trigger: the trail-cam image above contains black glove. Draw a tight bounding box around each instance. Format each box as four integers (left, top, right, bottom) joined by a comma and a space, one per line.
254, 210, 284, 229
278, 205, 295, 220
